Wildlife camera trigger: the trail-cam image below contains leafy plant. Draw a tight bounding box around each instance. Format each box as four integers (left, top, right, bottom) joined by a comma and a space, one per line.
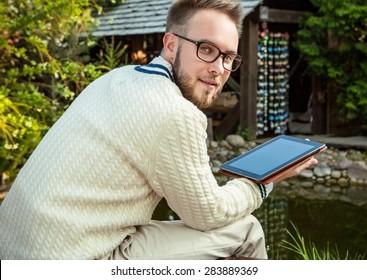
236, 125, 251, 141
0, 0, 120, 180
98, 37, 129, 72
280, 222, 366, 260
0, 94, 44, 182
294, 0, 367, 127
214, 131, 225, 142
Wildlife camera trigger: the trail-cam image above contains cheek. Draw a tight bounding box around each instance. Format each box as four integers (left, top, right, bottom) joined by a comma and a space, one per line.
223, 71, 231, 82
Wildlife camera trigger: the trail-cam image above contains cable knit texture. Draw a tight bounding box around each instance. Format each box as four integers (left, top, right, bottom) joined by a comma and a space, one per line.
0, 56, 263, 259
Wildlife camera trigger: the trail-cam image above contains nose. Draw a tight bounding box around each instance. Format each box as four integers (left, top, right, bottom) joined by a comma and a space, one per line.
207, 55, 226, 75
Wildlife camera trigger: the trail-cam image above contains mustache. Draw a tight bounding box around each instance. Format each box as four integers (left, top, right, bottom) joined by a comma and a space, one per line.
199, 76, 221, 86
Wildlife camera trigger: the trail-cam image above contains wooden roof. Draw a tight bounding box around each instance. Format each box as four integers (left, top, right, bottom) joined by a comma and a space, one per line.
93, 0, 263, 37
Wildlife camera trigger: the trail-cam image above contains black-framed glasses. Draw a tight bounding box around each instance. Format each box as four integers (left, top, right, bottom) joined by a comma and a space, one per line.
173, 33, 243, 72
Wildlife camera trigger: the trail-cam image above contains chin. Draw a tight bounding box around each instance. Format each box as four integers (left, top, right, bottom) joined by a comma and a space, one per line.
196, 95, 217, 110
207, 91, 220, 106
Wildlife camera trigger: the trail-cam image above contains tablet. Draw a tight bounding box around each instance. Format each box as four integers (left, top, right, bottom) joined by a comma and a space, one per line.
219, 135, 326, 183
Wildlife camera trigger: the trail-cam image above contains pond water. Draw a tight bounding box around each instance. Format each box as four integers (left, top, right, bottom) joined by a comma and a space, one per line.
253, 195, 367, 259
152, 188, 367, 260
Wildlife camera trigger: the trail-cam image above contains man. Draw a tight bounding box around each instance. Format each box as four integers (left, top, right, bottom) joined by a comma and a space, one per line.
0, 0, 317, 259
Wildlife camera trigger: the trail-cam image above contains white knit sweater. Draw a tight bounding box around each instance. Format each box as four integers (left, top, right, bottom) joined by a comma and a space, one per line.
0, 56, 266, 259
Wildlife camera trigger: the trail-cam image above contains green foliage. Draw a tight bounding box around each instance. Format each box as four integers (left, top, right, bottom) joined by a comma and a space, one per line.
97, 37, 129, 72
236, 125, 251, 141
214, 131, 225, 142
281, 222, 366, 260
0, 0, 120, 180
294, 0, 367, 125
0, 93, 44, 179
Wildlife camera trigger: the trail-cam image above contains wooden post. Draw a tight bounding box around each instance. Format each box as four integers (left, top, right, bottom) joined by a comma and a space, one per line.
239, 7, 259, 140
311, 75, 327, 134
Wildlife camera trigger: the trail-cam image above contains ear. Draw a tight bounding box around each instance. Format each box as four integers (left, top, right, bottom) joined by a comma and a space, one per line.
161, 32, 178, 64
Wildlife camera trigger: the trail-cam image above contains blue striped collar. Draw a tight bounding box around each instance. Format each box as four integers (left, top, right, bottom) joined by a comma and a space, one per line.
134, 56, 174, 82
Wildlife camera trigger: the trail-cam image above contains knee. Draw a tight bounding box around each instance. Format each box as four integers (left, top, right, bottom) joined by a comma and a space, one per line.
235, 215, 267, 259
246, 215, 263, 233
243, 215, 265, 240
227, 214, 265, 241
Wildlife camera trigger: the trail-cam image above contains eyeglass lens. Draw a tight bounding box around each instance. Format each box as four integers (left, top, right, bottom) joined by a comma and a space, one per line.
197, 42, 242, 71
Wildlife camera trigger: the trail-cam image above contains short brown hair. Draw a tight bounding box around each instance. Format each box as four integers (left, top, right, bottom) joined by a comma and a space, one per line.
166, 0, 245, 37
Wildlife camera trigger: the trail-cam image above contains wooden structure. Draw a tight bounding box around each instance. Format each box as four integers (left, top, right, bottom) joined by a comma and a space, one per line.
240, 6, 260, 137
93, 0, 263, 37
209, 3, 319, 138
93, 0, 264, 139
94, 0, 356, 138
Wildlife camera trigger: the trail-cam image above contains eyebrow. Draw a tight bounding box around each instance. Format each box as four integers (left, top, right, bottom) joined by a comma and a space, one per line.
199, 38, 238, 54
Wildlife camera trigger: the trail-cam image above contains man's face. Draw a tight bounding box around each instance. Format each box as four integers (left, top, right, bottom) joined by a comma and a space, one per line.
172, 9, 239, 109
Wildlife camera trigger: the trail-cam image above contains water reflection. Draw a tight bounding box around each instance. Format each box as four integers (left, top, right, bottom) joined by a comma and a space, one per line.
152, 190, 367, 259
254, 196, 367, 259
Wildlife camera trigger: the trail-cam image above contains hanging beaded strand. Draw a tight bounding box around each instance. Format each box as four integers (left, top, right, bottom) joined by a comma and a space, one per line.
256, 21, 269, 136
257, 24, 290, 136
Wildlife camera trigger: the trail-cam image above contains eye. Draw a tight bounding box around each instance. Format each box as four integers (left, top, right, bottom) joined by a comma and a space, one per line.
198, 43, 215, 55
224, 54, 236, 63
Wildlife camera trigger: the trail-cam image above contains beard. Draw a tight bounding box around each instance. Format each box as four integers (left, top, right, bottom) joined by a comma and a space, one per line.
172, 48, 223, 109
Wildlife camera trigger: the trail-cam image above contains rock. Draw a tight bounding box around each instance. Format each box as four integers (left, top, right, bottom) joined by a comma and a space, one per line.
210, 141, 219, 149
219, 150, 230, 158
299, 169, 314, 179
212, 166, 220, 174
314, 184, 331, 195
225, 134, 245, 148
219, 140, 232, 150
278, 181, 290, 187
216, 175, 229, 186
211, 159, 222, 168
248, 141, 257, 149
348, 161, 367, 180
227, 151, 236, 159
340, 187, 367, 206
337, 177, 349, 187
329, 178, 338, 185
217, 151, 230, 162
348, 150, 365, 161
314, 162, 332, 177
350, 178, 359, 186
331, 170, 342, 179
207, 134, 367, 205
300, 181, 314, 188
338, 159, 353, 169
317, 177, 325, 183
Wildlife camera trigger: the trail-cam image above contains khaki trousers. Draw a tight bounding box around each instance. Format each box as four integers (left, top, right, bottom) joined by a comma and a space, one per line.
106, 215, 267, 260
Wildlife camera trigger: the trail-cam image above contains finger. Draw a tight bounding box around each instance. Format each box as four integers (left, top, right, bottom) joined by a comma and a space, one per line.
294, 157, 318, 174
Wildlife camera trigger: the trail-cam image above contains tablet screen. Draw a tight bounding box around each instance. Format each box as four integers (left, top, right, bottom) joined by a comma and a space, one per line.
228, 138, 314, 176
220, 135, 325, 180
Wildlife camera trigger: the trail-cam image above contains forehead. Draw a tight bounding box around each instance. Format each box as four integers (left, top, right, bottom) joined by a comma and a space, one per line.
185, 9, 239, 52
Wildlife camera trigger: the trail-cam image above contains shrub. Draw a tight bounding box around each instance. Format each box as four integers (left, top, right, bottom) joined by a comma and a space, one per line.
0, 1, 119, 180
294, 0, 367, 127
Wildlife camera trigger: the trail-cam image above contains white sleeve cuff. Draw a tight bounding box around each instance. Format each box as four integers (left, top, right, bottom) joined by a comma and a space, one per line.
265, 182, 273, 195
257, 182, 274, 199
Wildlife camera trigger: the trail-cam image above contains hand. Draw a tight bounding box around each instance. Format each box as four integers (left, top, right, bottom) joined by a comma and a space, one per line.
271, 156, 318, 184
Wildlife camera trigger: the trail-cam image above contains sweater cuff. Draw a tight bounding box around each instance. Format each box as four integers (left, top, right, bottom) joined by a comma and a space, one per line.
257, 182, 274, 199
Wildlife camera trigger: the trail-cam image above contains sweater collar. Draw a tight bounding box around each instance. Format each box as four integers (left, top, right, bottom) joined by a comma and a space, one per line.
134, 56, 174, 82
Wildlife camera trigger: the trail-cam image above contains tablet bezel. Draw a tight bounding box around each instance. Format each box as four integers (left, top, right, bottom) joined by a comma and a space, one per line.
219, 135, 325, 182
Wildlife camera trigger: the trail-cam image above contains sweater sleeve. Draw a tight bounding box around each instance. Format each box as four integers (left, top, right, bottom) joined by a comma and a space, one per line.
147, 106, 264, 231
